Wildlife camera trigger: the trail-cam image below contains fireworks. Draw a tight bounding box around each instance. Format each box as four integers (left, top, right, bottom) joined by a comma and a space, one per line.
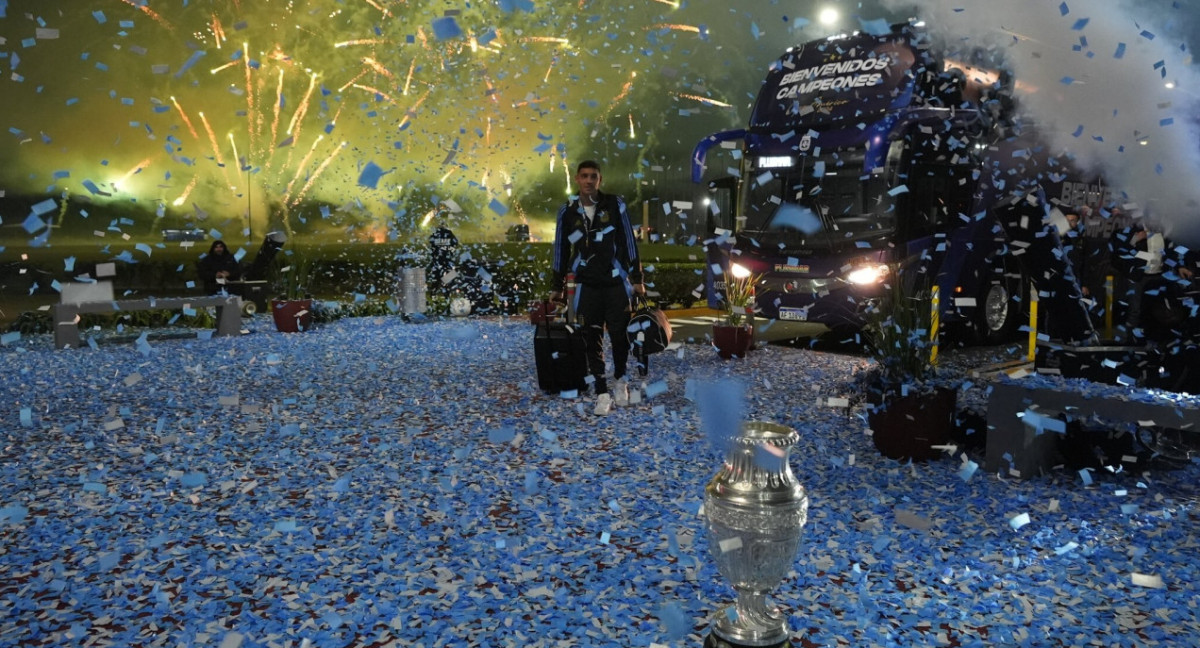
0, 0, 793, 241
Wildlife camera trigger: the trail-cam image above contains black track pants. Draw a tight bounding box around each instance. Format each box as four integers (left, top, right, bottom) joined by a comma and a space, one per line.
575, 282, 631, 395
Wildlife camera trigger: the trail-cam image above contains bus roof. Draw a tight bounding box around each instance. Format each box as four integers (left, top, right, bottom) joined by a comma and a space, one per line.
748, 24, 928, 145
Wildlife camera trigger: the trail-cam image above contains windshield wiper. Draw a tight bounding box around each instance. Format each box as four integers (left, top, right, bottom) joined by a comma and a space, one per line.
807, 193, 839, 250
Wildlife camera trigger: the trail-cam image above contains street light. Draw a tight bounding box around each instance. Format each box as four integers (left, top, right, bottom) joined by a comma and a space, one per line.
818, 7, 839, 27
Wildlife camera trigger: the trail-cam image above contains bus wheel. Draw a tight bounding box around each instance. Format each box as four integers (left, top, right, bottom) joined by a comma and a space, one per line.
976, 281, 1018, 344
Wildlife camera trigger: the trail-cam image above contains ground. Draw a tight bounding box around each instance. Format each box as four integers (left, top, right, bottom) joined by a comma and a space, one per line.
0, 316, 1197, 647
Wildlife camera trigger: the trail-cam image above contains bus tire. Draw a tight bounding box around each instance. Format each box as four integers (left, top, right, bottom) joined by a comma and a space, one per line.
975, 280, 1021, 344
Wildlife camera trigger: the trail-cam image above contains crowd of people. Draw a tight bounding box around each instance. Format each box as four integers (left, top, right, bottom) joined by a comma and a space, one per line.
1057, 204, 1200, 344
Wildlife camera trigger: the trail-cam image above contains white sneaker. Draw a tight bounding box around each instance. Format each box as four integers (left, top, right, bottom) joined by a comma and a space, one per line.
594, 393, 613, 416
613, 379, 629, 407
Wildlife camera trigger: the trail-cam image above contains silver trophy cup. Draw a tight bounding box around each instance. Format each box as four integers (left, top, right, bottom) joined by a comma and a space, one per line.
704, 421, 808, 648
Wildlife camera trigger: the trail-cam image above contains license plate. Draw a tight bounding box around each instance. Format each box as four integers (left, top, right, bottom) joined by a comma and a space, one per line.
778, 307, 808, 321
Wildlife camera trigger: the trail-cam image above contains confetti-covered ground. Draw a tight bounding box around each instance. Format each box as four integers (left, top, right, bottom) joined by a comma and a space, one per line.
1, 317, 1198, 648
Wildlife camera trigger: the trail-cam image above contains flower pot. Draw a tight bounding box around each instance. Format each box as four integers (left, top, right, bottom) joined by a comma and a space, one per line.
867, 387, 956, 461
271, 298, 313, 333
712, 322, 753, 359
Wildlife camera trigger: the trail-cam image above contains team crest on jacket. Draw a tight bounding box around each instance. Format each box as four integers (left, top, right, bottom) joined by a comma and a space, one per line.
599, 211, 610, 224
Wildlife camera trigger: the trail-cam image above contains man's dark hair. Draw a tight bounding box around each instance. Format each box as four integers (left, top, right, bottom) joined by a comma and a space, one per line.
577, 160, 601, 174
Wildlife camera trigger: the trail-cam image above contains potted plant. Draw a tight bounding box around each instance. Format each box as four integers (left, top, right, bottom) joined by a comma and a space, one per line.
712, 263, 760, 359
271, 254, 315, 333
860, 265, 955, 461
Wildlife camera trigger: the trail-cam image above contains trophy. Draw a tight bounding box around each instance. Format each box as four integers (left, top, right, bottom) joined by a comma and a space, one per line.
703, 421, 808, 648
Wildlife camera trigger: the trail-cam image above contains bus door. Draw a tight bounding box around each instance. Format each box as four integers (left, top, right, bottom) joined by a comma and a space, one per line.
703, 177, 740, 309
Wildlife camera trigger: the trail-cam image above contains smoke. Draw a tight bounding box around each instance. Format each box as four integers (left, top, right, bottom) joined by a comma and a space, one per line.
882, 0, 1200, 244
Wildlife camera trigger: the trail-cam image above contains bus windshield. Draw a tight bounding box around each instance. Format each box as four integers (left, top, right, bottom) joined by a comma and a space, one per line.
741, 149, 897, 250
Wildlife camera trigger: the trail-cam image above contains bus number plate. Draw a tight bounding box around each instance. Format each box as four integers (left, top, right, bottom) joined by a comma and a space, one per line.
778, 307, 808, 321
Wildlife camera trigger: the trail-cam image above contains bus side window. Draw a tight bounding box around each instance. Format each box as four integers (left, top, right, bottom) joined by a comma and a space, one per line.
912, 163, 974, 231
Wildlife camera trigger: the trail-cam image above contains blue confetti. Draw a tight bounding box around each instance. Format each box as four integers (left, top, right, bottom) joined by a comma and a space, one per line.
431, 16, 463, 40
658, 602, 692, 639
22, 214, 47, 234
30, 198, 57, 215
488, 426, 516, 443
696, 379, 745, 450
357, 161, 387, 188
0, 505, 28, 524
858, 18, 891, 36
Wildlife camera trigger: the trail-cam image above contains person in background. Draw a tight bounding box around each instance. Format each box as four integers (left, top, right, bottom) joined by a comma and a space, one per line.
1109, 214, 1195, 342
427, 219, 459, 296
197, 240, 242, 294
550, 160, 645, 416
1060, 208, 1094, 299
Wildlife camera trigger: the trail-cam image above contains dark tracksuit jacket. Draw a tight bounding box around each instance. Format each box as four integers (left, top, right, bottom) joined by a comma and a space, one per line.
551, 190, 643, 390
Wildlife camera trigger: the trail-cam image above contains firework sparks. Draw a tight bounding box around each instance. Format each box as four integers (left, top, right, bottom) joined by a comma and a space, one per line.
172, 175, 199, 207
286, 73, 319, 137
420, 208, 437, 227
646, 23, 701, 33
403, 59, 417, 95
352, 84, 400, 107
364, 0, 394, 18
210, 60, 240, 75
211, 14, 226, 49
0, 0, 809, 244
283, 135, 326, 201
242, 43, 258, 157
603, 71, 638, 118
338, 69, 368, 94
269, 69, 285, 160
113, 157, 153, 192
334, 39, 390, 48
673, 92, 733, 108
397, 90, 431, 131
197, 112, 226, 169
170, 97, 199, 141
362, 57, 397, 80
228, 133, 242, 173
520, 36, 570, 45
198, 111, 234, 190
291, 141, 347, 207
119, 0, 173, 32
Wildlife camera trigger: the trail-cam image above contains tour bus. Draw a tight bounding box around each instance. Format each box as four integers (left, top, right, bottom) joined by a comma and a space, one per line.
692, 21, 1100, 343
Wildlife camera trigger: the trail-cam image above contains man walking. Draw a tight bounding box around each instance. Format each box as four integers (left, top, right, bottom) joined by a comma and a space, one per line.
551, 160, 644, 416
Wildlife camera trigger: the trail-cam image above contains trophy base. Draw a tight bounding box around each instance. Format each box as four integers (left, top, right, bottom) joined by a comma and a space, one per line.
704, 632, 790, 648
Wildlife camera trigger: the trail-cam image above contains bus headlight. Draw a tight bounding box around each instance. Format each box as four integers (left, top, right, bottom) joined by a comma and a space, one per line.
730, 262, 753, 279
845, 264, 889, 285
